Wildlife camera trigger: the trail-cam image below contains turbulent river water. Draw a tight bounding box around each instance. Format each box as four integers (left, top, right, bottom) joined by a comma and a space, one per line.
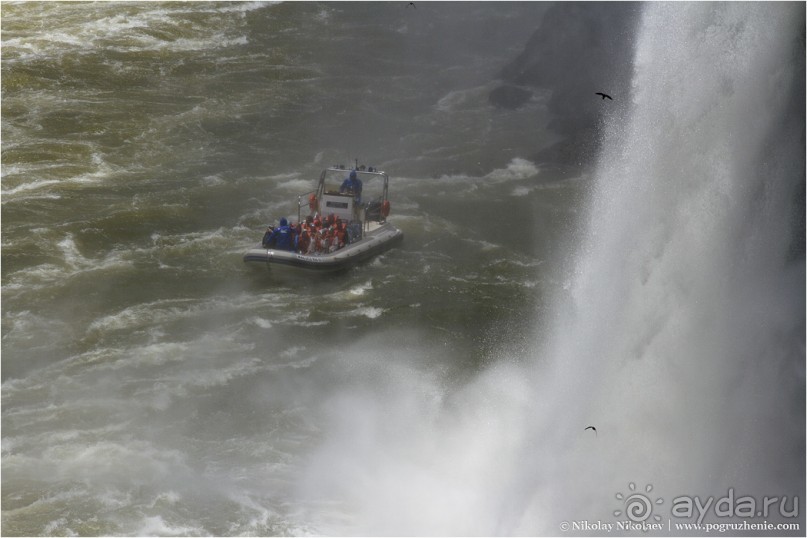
2, 2, 804, 536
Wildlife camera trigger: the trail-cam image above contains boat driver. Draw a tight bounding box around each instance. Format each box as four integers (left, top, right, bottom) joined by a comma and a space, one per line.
339, 170, 363, 204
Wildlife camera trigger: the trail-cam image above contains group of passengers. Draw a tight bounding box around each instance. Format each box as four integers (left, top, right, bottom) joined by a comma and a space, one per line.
262, 214, 353, 255
261, 170, 363, 254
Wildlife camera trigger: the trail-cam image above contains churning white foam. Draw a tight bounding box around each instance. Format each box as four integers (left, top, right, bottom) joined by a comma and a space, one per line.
484, 157, 541, 183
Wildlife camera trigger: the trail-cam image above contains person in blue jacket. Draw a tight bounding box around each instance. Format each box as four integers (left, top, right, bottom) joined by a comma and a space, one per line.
261, 225, 275, 248
339, 170, 363, 204
267, 217, 296, 250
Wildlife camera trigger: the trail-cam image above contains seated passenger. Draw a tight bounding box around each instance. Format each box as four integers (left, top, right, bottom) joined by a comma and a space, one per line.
335, 222, 347, 249
307, 231, 318, 255
322, 228, 333, 253
312, 229, 323, 254
297, 229, 311, 254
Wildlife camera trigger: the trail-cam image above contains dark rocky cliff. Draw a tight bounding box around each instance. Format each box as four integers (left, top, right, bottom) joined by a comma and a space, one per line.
490, 2, 641, 175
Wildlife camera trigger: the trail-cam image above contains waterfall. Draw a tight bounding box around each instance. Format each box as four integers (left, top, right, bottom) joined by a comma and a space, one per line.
514, 2, 805, 533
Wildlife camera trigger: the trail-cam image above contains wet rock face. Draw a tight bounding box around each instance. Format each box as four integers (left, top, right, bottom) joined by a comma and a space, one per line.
491, 2, 641, 171
488, 85, 533, 110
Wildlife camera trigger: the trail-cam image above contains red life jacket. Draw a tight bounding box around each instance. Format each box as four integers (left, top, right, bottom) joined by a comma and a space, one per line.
336, 227, 346, 248
298, 231, 311, 253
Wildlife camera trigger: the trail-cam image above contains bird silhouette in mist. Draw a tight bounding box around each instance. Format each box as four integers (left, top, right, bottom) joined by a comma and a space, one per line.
407, 2, 416, 8
595, 92, 613, 100
585, 426, 597, 436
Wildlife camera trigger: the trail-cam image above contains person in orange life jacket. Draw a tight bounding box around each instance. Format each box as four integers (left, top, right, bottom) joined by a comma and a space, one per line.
267, 217, 295, 251
335, 222, 347, 249
339, 170, 362, 203
321, 227, 332, 253
312, 228, 323, 253
329, 227, 338, 252
332, 218, 342, 248
297, 228, 311, 254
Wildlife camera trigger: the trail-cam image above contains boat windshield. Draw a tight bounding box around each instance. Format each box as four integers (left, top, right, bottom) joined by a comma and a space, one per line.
318, 167, 389, 219
321, 168, 387, 197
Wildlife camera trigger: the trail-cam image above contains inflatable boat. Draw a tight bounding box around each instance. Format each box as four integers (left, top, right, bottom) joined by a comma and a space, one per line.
243, 165, 403, 271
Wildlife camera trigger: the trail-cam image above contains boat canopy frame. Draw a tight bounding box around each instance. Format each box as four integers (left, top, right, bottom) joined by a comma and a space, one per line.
296, 167, 390, 225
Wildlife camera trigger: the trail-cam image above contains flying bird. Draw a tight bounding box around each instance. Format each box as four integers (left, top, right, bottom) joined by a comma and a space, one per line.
407, 2, 416, 8
585, 426, 597, 436
595, 92, 613, 100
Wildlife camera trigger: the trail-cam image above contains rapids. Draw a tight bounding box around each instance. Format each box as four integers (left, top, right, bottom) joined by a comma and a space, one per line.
2, 2, 804, 536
